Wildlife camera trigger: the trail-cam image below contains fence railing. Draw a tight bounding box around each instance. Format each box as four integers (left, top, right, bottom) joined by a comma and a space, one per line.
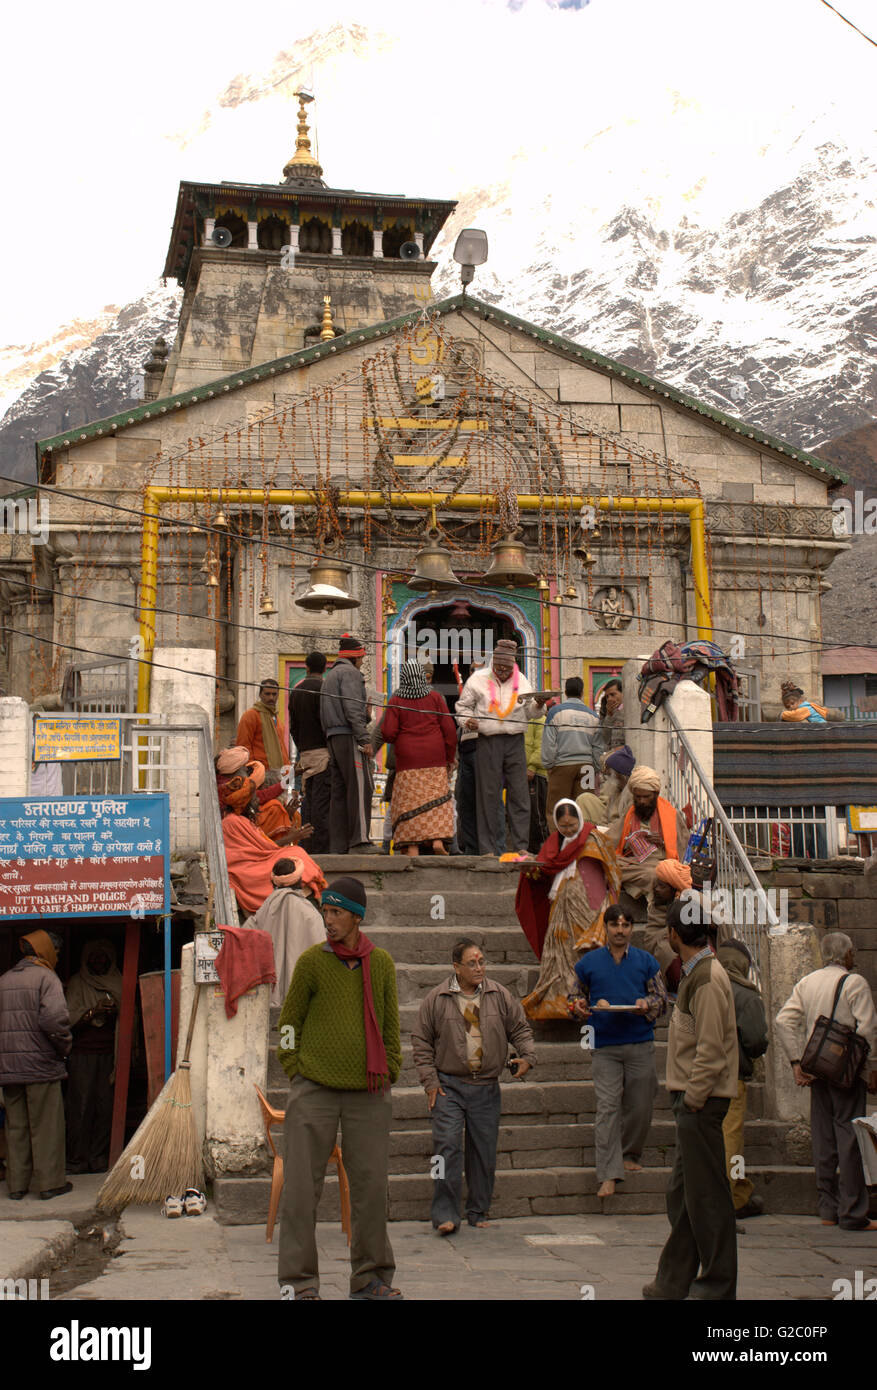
666, 705, 779, 965
42, 711, 236, 927
725, 804, 842, 861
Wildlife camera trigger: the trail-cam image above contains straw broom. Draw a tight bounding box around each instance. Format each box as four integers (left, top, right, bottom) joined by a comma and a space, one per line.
97, 890, 213, 1212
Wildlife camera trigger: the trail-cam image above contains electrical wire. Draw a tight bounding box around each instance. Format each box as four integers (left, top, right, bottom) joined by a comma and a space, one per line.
6, 620, 873, 738
0, 473, 864, 657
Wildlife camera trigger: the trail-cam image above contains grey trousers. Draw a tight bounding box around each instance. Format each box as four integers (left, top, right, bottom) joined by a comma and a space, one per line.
591, 1042, 658, 1180
4, 1080, 67, 1193
430, 1073, 502, 1227
810, 1077, 870, 1229
655, 1093, 737, 1301
327, 732, 372, 852
278, 1074, 394, 1295
474, 734, 529, 855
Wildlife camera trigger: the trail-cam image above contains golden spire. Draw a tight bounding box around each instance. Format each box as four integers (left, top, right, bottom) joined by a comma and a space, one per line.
320, 295, 336, 341
283, 89, 325, 184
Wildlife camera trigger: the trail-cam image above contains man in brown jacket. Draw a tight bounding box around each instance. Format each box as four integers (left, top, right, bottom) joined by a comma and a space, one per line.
411, 938, 536, 1235
643, 898, 738, 1301
0, 930, 72, 1200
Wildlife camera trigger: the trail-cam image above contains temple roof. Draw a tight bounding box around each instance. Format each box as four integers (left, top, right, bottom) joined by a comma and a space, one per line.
36, 295, 847, 485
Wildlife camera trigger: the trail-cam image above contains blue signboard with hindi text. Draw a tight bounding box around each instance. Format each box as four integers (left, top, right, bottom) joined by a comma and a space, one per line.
0, 793, 170, 921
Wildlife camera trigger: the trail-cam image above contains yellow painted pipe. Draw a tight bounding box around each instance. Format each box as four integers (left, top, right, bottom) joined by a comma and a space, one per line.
137, 487, 712, 713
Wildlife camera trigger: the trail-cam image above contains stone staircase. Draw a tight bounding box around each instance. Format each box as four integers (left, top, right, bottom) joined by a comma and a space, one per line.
213, 855, 816, 1225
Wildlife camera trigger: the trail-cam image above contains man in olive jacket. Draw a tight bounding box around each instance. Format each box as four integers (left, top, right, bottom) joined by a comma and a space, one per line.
0, 930, 72, 1199
411, 938, 536, 1234
643, 900, 738, 1301
717, 939, 768, 1219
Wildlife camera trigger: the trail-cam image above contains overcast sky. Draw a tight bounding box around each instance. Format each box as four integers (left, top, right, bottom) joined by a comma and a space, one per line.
3, 0, 875, 345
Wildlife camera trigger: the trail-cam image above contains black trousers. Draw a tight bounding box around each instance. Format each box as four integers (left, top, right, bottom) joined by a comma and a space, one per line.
327, 733, 372, 853
528, 773, 548, 853
654, 1092, 737, 1300
65, 1051, 114, 1173
474, 734, 529, 855
430, 1074, 502, 1227
302, 767, 331, 855
456, 740, 479, 854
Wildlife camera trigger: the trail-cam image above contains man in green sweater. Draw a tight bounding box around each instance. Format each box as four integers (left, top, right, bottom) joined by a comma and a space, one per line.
277, 875, 403, 1301
643, 897, 738, 1301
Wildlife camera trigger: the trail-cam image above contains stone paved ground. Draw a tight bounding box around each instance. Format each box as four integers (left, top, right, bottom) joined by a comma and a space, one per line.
54, 1210, 876, 1302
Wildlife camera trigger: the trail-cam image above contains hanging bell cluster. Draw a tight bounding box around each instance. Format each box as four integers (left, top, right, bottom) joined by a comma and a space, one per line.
295, 553, 359, 613
408, 532, 461, 596
481, 532, 539, 589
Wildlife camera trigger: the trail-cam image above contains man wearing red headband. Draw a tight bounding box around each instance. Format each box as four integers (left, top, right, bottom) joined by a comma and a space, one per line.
320, 635, 378, 854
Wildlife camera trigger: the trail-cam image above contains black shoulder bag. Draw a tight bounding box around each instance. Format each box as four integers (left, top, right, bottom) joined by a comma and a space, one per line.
800, 973, 869, 1090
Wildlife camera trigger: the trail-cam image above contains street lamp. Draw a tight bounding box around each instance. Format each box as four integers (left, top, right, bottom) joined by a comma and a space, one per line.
453, 228, 488, 291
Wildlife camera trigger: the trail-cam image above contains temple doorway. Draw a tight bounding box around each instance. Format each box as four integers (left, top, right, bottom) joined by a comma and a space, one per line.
397, 600, 525, 712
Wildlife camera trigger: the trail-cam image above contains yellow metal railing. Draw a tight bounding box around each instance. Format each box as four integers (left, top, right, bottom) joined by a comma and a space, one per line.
137, 488, 711, 713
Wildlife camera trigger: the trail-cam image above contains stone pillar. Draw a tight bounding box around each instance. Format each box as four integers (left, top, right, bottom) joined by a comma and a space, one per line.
621, 661, 712, 786
414, 231, 424, 254
247, 220, 259, 250
0, 698, 29, 796
204, 976, 269, 1179
287, 224, 299, 255
203, 217, 215, 246
149, 653, 216, 854
763, 923, 822, 1122
373, 230, 383, 259
331, 225, 342, 256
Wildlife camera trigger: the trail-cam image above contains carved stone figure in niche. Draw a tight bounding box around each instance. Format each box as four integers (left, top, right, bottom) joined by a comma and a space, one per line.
595, 585, 633, 630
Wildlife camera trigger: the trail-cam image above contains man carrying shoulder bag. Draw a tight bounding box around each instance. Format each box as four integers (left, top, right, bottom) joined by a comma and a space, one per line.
776, 932, 877, 1232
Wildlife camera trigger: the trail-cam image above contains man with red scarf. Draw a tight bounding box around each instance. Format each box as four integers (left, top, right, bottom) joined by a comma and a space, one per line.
277, 875, 403, 1300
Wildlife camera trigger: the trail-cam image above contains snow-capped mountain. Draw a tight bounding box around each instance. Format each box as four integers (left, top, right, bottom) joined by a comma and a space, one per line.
3, 14, 875, 487
0, 284, 182, 489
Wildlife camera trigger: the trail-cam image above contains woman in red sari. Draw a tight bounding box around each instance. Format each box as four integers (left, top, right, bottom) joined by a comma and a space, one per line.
380, 660, 457, 856
515, 799, 620, 1020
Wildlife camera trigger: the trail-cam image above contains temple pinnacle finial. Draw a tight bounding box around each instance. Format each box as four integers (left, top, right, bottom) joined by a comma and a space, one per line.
320, 295, 336, 342
283, 88, 325, 185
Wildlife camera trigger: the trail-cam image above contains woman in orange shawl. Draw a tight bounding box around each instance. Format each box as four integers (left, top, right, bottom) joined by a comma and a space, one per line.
221, 816, 326, 916
515, 799, 620, 1020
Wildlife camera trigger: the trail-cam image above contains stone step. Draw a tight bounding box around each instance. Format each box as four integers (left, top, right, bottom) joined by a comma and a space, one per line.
313, 855, 525, 894
212, 1163, 818, 1225
265, 1079, 767, 1124
267, 1038, 673, 1088
384, 1118, 794, 1172
361, 925, 537, 964
360, 890, 520, 925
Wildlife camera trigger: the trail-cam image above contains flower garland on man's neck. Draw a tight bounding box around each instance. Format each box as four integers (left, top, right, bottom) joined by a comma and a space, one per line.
487, 665, 520, 720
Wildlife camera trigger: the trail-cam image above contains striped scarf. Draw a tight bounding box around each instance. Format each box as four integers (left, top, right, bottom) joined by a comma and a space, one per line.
396, 660, 430, 700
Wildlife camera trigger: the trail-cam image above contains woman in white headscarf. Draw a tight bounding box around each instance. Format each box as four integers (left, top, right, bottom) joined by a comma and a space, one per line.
515, 799, 620, 1019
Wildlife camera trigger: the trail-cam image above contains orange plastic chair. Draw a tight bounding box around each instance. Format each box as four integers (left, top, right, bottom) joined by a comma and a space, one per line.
253, 1083, 351, 1245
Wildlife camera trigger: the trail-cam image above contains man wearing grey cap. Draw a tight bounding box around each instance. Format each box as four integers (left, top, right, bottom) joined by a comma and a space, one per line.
455, 640, 547, 855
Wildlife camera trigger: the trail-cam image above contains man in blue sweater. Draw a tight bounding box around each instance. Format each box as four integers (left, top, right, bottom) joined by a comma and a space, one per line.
574, 904, 667, 1198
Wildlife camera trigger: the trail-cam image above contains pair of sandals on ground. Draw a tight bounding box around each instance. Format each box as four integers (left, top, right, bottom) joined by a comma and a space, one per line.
162, 1188, 207, 1217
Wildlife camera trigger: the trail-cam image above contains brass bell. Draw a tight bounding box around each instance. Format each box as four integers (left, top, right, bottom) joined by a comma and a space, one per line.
213, 509, 228, 529
259, 590, 277, 617
295, 554, 360, 613
580, 550, 596, 567
536, 574, 549, 593
565, 582, 578, 599
408, 533, 461, 593
206, 564, 220, 589
553, 592, 563, 606
481, 532, 539, 589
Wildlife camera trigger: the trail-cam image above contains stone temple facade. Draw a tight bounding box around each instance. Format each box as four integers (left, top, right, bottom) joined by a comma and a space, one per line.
0, 97, 848, 738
